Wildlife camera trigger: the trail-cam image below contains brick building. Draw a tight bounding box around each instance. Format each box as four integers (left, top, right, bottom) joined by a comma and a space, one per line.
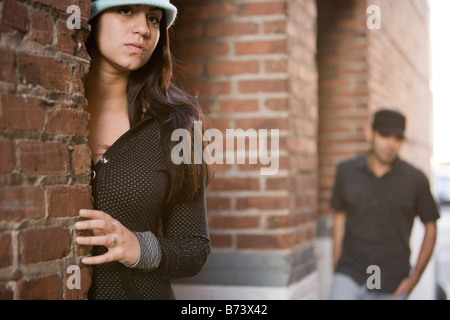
0, 0, 435, 299
0, 0, 92, 299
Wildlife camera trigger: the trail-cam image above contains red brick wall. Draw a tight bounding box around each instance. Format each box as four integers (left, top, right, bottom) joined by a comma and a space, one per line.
0, 0, 92, 299
170, 1, 318, 294
172, 0, 318, 254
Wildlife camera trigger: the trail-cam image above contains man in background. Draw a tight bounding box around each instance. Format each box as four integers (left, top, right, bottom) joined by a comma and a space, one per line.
329, 109, 440, 300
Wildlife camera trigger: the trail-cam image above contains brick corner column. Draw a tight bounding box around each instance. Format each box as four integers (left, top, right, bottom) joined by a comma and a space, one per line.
0, 0, 93, 300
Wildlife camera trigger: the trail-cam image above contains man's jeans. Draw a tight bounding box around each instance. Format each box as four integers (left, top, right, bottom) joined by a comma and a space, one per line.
328, 272, 408, 300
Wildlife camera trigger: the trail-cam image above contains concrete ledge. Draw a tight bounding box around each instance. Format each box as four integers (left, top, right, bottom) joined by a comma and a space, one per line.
173, 271, 320, 300
173, 243, 316, 287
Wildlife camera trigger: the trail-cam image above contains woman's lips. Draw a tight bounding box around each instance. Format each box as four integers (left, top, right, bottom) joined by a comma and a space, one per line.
125, 43, 145, 53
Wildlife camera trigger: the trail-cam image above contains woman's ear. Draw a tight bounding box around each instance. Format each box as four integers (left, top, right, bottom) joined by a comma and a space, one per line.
363, 125, 373, 143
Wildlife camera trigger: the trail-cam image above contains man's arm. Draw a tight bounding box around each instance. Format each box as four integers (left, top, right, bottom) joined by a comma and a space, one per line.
332, 211, 346, 271
394, 220, 438, 296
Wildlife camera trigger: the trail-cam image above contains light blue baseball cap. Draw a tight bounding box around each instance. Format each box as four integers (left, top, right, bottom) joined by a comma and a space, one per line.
90, 0, 178, 28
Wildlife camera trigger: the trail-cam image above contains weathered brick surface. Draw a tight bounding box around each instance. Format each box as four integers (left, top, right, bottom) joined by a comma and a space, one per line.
0, 0, 92, 299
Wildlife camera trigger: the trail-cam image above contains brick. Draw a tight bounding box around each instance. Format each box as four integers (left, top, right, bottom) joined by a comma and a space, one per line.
50, 0, 71, 13
47, 109, 89, 135
29, 9, 53, 45
72, 0, 92, 21
0, 139, 15, 174
209, 177, 260, 191
47, 185, 92, 218
236, 196, 291, 211
266, 176, 293, 190
178, 43, 230, 60
177, 62, 204, 78
210, 234, 232, 248
266, 214, 303, 229
0, 94, 45, 131
0, 187, 45, 222
236, 2, 287, 16
237, 233, 295, 249
218, 99, 259, 113
1, 0, 28, 33
265, 97, 289, 112
71, 145, 92, 176
207, 22, 259, 37
176, 3, 233, 21
264, 59, 288, 73
0, 282, 14, 300
17, 275, 61, 300
235, 117, 289, 131
238, 79, 289, 94
0, 233, 13, 269
73, 64, 89, 94
47, 186, 92, 217
31, 0, 54, 7
0, 48, 16, 82
19, 141, 68, 174
264, 20, 287, 34
208, 60, 259, 76
236, 155, 289, 173
209, 216, 261, 230
185, 80, 230, 96
206, 197, 231, 211
57, 20, 76, 55
206, 118, 231, 133
174, 23, 204, 40
17, 54, 71, 93
21, 227, 71, 264
235, 40, 287, 56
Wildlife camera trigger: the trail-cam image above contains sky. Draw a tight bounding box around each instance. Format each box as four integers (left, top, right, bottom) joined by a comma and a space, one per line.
430, 0, 450, 164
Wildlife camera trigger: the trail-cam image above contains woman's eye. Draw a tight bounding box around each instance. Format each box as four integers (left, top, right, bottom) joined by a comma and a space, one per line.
118, 7, 132, 15
147, 16, 160, 25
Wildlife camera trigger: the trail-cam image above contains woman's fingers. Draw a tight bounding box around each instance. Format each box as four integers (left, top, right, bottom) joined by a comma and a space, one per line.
79, 209, 112, 220
81, 252, 118, 265
76, 209, 139, 266
75, 219, 111, 232
76, 210, 118, 233
76, 234, 114, 247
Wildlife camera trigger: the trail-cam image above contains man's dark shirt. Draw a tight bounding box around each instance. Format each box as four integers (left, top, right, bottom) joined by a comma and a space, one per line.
331, 153, 440, 293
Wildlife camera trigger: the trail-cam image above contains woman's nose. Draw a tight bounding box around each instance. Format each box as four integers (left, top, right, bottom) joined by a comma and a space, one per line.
132, 13, 150, 36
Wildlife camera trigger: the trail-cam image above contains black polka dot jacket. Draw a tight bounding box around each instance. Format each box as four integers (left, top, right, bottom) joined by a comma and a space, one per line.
87, 114, 211, 300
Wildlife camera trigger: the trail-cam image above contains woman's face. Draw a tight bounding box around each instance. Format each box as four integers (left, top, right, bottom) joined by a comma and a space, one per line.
93, 5, 163, 73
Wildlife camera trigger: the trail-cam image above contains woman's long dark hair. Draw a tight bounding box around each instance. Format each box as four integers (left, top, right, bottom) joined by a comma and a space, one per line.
85, 13, 213, 202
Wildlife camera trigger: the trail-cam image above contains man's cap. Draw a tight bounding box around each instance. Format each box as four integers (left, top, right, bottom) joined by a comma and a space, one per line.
372, 109, 406, 137
90, 0, 178, 28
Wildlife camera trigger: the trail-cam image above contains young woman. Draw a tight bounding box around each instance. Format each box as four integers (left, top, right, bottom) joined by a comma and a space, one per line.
75, 0, 213, 300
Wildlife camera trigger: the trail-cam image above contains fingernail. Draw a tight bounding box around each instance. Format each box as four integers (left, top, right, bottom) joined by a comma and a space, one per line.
79, 209, 87, 215
75, 222, 83, 229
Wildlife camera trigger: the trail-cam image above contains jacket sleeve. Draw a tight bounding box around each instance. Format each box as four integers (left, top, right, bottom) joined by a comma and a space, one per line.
154, 165, 211, 279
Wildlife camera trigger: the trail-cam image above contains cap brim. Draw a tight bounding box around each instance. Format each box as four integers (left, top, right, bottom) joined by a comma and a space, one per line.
90, 0, 177, 28
376, 128, 405, 138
